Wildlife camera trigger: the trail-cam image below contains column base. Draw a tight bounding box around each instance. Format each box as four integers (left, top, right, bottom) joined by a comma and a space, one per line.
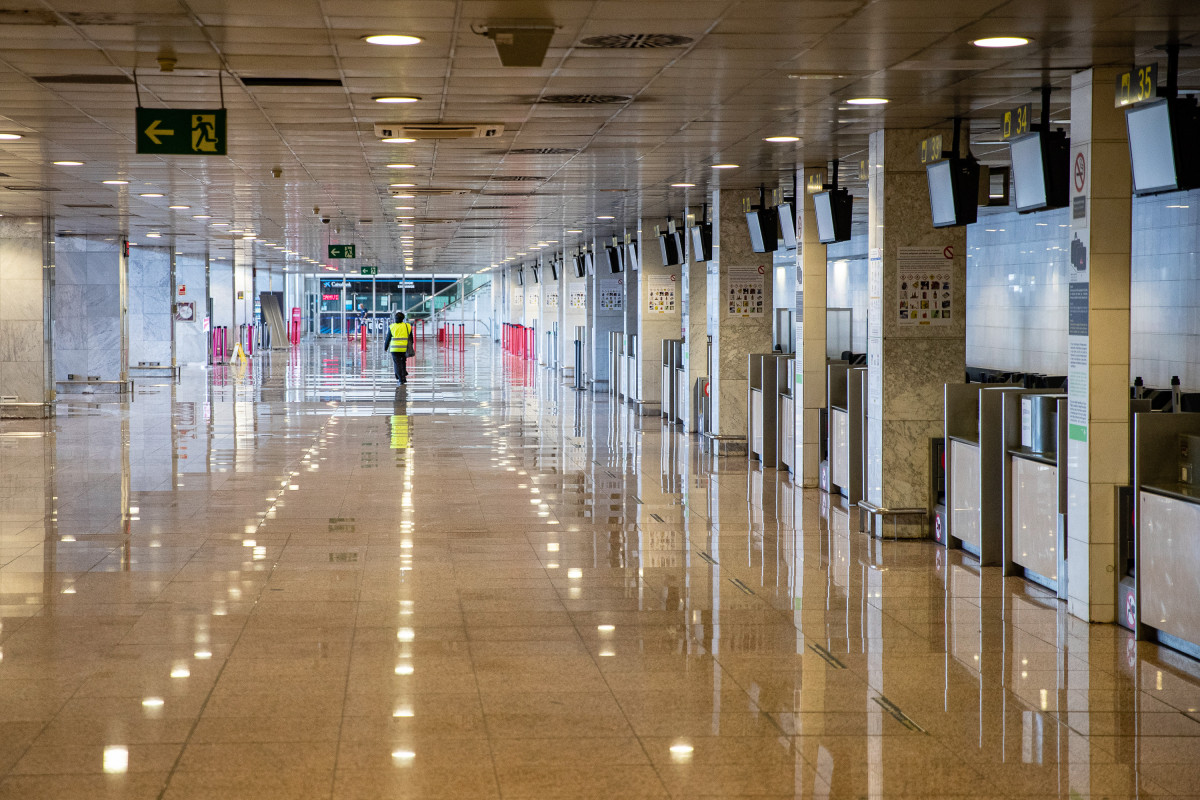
857, 501, 929, 539
629, 400, 661, 417
0, 401, 53, 419
701, 433, 748, 456
55, 379, 134, 396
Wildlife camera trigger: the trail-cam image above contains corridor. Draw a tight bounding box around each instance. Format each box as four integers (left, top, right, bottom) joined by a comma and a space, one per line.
0, 339, 1196, 799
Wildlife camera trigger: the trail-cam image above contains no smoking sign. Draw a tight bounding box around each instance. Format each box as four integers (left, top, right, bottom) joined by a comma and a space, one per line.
1074, 152, 1087, 193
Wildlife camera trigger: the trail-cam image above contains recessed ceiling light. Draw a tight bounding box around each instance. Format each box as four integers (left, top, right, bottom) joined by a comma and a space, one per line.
567, 229, 583, 233
145, 233, 161, 238
387, 164, 417, 169
787, 72, 846, 80
764, 136, 800, 143
395, 206, 415, 210
53, 160, 83, 166
211, 222, 229, 227
972, 36, 1031, 48
846, 97, 889, 105
192, 214, 211, 219
670, 182, 695, 188
363, 34, 423, 46
169, 205, 190, 209
139, 192, 164, 197
0, 133, 23, 140
711, 164, 739, 169
381, 137, 417, 143
373, 95, 421, 104
397, 215, 414, 219
398, 223, 414, 227
103, 179, 129, 185
390, 183, 416, 188
394, 194, 416, 199
596, 215, 614, 220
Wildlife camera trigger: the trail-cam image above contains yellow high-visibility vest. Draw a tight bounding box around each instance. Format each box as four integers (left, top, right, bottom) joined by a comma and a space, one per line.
389, 322, 412, 353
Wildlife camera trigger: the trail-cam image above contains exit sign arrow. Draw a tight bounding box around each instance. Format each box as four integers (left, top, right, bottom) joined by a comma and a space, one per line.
328, 244, 356, 258
143, 119, 174, 145
136, 107, 226, 156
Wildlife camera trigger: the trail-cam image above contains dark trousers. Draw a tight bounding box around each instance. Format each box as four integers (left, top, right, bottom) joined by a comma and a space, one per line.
391, 351, 409, 382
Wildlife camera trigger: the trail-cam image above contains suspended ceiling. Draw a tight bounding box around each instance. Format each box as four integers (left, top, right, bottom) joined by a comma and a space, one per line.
0, 0, 1197, 274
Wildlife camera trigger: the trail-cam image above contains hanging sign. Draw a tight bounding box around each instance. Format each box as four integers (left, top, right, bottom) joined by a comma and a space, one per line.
1115, 63, 1158, 108
1000, 103, 1033, 140
136, 108, 226, 155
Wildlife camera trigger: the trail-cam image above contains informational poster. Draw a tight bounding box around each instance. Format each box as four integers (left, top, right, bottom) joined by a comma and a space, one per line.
896, 247, 953, 325
599, 281, 623, 311
1067, 142, 1091, 448
511, 289, 523, 306
569, 288, 586, 309
545, 289, 559, 309
727, 266, 765, 317
528, 292, 538, 307
646, 274, 676, 314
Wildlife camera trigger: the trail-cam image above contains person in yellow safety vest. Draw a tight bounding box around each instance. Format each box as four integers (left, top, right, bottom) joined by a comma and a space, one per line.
384, 311, 415, 385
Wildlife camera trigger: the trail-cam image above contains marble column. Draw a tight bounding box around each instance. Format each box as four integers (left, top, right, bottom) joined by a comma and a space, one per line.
635, 226, 681, 417
707, 188, 774, 454
562, 245, 588, 383
1065, 67, 1132, 623
864, 128, 967, 536
681, 212, 708, 433
0, 217, 50, 414
175, 254, 208, 364
797, 167, 829, 486
590, 237, 623, 391
52, 234, 122, 382
127, 245, 172, 367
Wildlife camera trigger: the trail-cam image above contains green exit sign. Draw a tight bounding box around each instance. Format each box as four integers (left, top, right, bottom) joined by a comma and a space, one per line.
360, 266, 378, 275
328, 244, 356, 258
136, 107, 227, 156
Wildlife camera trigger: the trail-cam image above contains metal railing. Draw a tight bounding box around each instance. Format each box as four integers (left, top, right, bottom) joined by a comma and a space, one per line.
405, 275, 491, 335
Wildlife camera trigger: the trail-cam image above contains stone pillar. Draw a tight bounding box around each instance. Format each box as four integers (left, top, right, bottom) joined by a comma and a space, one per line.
635, 226, 681, 416
707, 188, 774, 454
682, 215, 708, 432
797, 167, 829, 486
590, 237, 623, 391
1065, 67, 1132, 623
52, 234, 122, 382
864, 128, 967, 536
562, 246, 588, 383
127, 245, 172, 368
175, 254, 208, 364
0, 217, 50, 415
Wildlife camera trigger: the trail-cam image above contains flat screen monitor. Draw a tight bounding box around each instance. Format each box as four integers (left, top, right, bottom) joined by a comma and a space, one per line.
813, 189, 852, 244
548, 260, 558, 281
584, 252, 595, 275
530, 264, 540, 283
573, 254, 586, 278
926, 157, 980, 227
659, 232, 682, 266
777, 203, 797, 249
690, 224, 713, 262
1127, 98, 1180, 194
1009, 130, 1069, 213
624, 242, 640, 271
516, 267, 524, 286
745, 208, 778, 253
605, 245, 622, 273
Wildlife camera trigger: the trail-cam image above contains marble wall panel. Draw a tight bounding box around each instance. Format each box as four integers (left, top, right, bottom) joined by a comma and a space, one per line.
0, 217, 47, 404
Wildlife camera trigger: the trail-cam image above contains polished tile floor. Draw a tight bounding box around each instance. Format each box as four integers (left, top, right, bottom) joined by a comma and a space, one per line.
0, 336, 1198, 798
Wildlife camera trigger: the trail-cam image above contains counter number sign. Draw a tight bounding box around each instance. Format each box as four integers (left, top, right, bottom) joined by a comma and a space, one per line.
1001, 103, 1032, 140
136, 108, 226, 155
1115, 63, 1158, 107
328, 244, 356, 259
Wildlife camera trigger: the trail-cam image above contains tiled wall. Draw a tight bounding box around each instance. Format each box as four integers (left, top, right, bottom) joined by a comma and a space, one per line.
965, 206, 1071, 376
128, 246, 172, 367
176, 255, 208, 364
1131, 188, 1200, 389
52, 234, 121, 381
0, 217, 47, 404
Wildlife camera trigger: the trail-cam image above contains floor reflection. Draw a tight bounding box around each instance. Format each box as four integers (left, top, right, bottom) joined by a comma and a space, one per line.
0, 338, 1195, 797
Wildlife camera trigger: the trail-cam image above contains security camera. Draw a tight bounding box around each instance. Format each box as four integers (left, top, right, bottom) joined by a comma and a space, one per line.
321, 216, 331, 224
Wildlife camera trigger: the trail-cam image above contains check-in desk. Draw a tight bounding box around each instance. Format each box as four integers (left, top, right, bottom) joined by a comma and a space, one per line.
748, 353, 786, 467
607, 332, 622, 397
777, 355, 796, 473
623, 334, 637, 403
944, 383, 1035, 565
1002, 393, 1068, 597
826, 363, 867, 504
673, 340, 686, 424
1134, 413, 1200, 659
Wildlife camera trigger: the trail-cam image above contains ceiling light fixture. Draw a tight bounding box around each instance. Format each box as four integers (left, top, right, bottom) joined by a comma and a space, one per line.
845, 97, 889, 105
169, 205, 190, 209
192, 214, 211, 219
381, 137, 417, 144
139, 192, 164, 197
596, 215, 614, 220
0, 133, 23, 140
670, 182, 695, 188
363, 34, 423, 46
53, 160, 83, 165
103, 179, 129, 185
387, 164, 417, 169
972, 36, 1031, 48
764, 136, 800, 143
711, 163, 739, 169
373, 95, 421, 103
787, 72, 846, 80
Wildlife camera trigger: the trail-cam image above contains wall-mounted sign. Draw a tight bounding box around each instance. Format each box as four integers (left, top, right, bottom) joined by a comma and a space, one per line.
919, 134, 943, 164
360, 265, 378, 275
178, 284, 186, 296
1115, 63, 1158, 108
1001, 103, 1033, 140
175, 301, 195, 322
328, 244, 356, 258
136, 107, 226, 155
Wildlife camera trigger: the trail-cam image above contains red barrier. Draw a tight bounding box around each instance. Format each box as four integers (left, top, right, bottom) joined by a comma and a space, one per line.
360, 326, 367, 351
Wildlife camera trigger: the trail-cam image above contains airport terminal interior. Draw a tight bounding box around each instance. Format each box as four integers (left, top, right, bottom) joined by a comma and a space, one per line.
3, 0, 1200, 797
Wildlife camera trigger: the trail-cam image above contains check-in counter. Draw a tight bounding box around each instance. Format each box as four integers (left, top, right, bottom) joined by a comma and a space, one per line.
1002, 393, 1068, 597
608, 331, 622, 397
777, 354, 796, 473
660, 339, 680, 420
623, 334, 637, 402
944, 382, 1036, 565
1134, 412, 1200, 659
826, 363, 867, 504
748, 353, 785, 467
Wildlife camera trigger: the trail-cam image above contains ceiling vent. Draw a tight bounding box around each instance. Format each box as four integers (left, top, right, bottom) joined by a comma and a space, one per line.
481, 25, 556, 67
374, 122, 504, 140
579, 34, 693, 48
241, 77, 343, 87
36, 74, 133, 85
539, 94, 630, 104
402, 218, 458, 225
508, 147, 578, 155
64, 203, 114, 209
5, 185, 59, 192
490, 175, 545, 182
390, 188, 473, 196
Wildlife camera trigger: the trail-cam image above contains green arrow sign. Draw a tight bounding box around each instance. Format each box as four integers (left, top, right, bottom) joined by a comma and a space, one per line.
328, 244, 356, 259
360, 266, 378, 275
135, 107, 226, 156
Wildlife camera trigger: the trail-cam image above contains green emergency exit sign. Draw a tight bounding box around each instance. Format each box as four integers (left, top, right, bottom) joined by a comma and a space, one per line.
136, 108, 227, 156
360, 266, 378, 275
328, 244, 356, 258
